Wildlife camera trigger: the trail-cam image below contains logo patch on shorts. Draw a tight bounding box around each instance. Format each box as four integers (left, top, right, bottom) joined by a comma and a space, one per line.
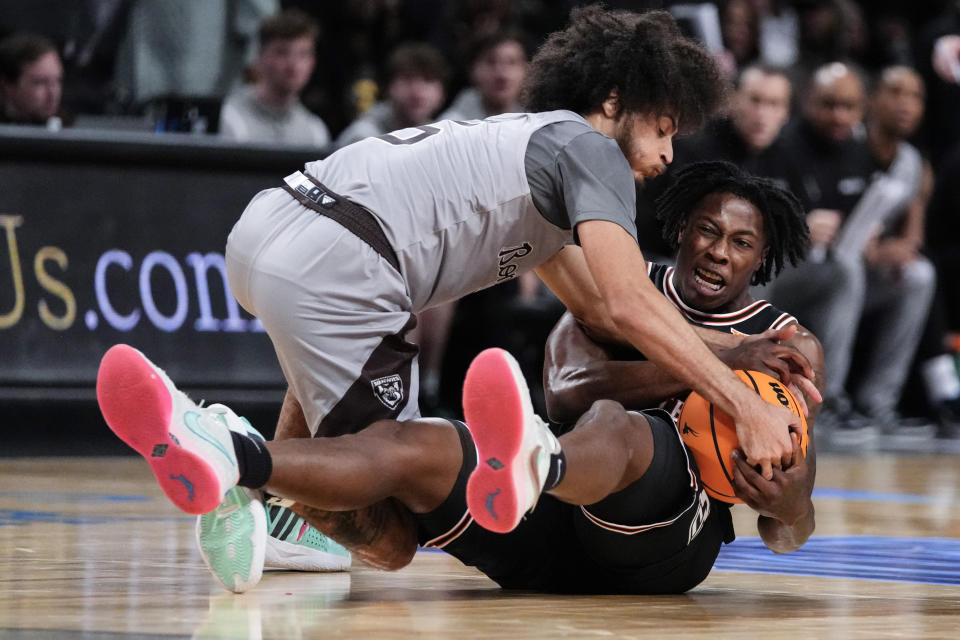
688, 489, 711, 543
371, 374, 404, 410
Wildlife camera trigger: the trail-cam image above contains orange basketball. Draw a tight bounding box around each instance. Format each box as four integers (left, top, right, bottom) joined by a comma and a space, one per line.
678, 370, 808, 504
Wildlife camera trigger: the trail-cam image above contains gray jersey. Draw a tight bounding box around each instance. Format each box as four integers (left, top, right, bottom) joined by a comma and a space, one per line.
304, 110, 637, 311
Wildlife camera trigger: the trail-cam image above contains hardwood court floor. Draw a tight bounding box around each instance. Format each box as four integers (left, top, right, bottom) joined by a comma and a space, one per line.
1, 454, 959, 639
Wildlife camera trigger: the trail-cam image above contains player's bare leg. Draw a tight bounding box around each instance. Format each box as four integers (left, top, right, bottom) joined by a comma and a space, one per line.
211, 413, 463, 569
274, 387, 311, 439
267, 391, 656, 542
265, 418, 462, 518
270, 387, 433, 570
547, 399, 655, 505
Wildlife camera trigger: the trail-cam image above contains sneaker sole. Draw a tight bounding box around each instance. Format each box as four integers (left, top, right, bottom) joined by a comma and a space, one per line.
463, 348, 536, 534
96, 344, 230, 514
196, 487, 266, 593
264, 535, 352, 572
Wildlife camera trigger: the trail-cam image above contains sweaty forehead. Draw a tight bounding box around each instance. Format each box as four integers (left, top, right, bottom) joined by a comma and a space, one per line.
691, 192, 764, 233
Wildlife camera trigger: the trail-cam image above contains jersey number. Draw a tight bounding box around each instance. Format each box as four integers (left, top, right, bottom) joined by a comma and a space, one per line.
376, 121, 480, 146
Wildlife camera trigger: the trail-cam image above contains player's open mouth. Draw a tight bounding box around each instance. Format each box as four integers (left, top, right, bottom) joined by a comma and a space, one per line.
694, 267, 725, 292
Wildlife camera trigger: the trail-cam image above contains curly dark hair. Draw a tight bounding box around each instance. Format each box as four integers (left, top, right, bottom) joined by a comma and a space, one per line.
656, 161, 810, 286
522, 6, 725, 133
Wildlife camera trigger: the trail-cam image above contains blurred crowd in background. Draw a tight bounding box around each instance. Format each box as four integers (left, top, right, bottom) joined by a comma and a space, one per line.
3, 0, 960, 446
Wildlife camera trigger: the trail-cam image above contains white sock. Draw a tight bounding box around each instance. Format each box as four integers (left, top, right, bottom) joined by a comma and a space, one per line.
922, 354, 960, 403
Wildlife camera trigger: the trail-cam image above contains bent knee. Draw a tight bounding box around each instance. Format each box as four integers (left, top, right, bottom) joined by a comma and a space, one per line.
579, 399, 641, 436
585, 398, 629, 419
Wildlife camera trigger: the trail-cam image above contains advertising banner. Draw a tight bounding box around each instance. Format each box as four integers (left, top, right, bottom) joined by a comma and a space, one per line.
0, 129, 320, 396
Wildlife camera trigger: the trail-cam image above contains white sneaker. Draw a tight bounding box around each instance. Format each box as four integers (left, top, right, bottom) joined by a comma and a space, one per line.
196, 485, 267, 593
196, 411, 349, 591
96, 344, 240, 515
263, 496, 352, 572
196, 406, 268, 593
463, 348, 561, 534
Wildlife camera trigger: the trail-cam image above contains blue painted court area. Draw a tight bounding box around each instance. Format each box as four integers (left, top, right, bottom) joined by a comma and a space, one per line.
0, 490, 187, 527
0, 509, 190, 526
812, 487, 956, 506
0, 490, 152, 503
715, 536, 960, 586
4, 488, 959, 586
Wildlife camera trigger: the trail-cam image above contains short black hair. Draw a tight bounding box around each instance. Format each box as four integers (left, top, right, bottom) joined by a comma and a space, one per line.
467, 29, 529, 68
386, 42, 450, 85
871, 64, 924, 97
0, 32, 57, 83
656, 161, 809, 286
734, 63, 791, 90
522, 6, 724, 133
258, 9, 319, 49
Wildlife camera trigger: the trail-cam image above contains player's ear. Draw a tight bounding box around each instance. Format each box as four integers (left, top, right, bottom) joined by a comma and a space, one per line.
751, 248, 768, 285
757, 246, 769, 271
602, 90, 621, 118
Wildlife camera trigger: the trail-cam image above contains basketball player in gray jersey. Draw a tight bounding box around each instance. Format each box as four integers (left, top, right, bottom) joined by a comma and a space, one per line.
97, 8, 819, 592
229, 109, 630, 435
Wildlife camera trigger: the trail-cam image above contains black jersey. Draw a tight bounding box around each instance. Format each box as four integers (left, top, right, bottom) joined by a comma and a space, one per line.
648, 262, 797, 423
648, 263, 796, 334
774, 118, 876, 216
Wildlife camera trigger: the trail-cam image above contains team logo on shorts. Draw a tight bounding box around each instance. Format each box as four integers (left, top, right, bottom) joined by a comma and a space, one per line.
688, 489, 711, 543
371, 374, 404, 410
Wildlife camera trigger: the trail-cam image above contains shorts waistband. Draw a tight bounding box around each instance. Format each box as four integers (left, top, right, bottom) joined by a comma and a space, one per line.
282, 171, 400, 273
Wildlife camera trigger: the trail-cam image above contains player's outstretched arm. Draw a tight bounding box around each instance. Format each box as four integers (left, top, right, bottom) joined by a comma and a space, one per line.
543, 310, 813, 422
544, 312, 695, 423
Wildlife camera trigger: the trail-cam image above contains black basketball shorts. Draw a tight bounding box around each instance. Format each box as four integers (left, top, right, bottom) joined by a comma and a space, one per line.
414, 411, 734, 594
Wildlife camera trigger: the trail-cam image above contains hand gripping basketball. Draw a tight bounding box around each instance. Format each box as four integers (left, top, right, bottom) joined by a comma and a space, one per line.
679, 370, 808, 503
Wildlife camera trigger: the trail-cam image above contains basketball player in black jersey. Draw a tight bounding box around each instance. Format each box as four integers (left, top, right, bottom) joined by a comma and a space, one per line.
120, 160, 821, 593
541, 161, 823, 567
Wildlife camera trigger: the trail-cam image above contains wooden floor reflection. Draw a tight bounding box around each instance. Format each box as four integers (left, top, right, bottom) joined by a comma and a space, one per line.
1, 455, 959, 639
